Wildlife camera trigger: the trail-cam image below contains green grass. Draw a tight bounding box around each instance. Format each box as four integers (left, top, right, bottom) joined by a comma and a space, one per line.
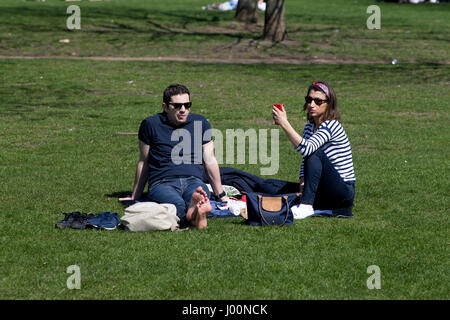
0, 0, 449, 300
0, 59, 448, 299
0, 0, 449, 63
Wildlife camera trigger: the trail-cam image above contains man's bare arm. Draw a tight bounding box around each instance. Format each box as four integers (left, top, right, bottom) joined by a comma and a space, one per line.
202, 141, 228, 202
119, 140, 150, 201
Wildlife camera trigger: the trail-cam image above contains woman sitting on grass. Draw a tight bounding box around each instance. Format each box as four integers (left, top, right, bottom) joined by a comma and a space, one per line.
272, 81, 356, 219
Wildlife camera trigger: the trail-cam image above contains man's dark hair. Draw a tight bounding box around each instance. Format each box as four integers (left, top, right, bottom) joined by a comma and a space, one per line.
163, 84, 190, 105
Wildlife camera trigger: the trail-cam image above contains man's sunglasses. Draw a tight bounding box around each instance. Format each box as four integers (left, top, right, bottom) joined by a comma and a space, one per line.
305, 96, 328, 106
169, 102, 192, 109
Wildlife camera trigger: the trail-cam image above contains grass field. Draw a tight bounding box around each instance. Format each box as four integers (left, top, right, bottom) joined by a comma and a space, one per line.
0, 0, 449, 300
1, 0, 449, 63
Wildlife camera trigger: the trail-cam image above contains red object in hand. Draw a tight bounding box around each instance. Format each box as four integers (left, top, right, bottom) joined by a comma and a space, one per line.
272, 104, 284, 125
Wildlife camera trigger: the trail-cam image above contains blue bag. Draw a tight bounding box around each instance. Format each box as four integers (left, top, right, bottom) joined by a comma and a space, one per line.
245, 192, 299, 226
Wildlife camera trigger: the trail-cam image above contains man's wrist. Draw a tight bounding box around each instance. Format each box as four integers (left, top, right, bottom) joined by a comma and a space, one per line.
215, 191, 226, 198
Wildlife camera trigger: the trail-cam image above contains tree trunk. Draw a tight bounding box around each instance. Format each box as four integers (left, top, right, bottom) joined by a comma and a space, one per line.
235, 0, 259, 24
263, 0, 287, 42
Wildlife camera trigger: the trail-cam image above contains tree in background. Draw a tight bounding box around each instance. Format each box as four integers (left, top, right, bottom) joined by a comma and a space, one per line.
235, 0, 259, 24
263, 0, 287, 42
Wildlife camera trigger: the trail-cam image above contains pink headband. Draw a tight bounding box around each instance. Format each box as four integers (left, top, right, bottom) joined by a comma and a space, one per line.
313, 80, 329, 98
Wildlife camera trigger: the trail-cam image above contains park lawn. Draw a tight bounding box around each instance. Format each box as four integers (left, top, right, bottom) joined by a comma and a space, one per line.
0, 58, 448, 299
0, 0, 449, 64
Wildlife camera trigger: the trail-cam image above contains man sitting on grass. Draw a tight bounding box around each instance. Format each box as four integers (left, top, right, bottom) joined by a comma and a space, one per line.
119, 84, 228, 230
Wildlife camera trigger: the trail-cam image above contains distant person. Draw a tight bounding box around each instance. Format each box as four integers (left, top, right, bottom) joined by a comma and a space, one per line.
119, 84, 228, 230
272, 81, 356, 219
376, 0, 441, 3
202, 0, 266, 11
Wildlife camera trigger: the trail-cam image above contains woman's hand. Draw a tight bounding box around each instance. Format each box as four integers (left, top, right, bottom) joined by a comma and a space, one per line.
295, 177, 304, 197
272, 105, 288, 127
272, 104, 303, 148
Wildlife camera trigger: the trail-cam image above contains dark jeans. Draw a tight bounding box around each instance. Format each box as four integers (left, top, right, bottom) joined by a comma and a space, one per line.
301, 149, 355, 211
147, 176, 210, 228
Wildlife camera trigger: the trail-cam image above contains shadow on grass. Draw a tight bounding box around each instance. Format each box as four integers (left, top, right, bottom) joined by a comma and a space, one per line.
106, 191, 135, 199
0, 5, 258, 41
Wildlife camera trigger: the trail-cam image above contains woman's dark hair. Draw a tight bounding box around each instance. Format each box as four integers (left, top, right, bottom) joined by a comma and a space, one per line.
303, 81, 340, 123
163, 84, 190, 105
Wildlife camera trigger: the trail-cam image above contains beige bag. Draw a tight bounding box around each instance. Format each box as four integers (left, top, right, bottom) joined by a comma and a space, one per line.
120, 202, 180, 232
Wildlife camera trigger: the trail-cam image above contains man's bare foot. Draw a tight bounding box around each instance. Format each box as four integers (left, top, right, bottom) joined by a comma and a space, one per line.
186, 186, 212, 230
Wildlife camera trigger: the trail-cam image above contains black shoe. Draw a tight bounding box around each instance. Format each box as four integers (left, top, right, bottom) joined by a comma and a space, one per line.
55, 212, 80, 229
332, 206, 354, 218
71, 213, 95, 229
55, 212, 95, 229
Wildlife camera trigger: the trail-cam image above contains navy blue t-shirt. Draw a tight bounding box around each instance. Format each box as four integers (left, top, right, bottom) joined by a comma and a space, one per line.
138, 112, 212, 187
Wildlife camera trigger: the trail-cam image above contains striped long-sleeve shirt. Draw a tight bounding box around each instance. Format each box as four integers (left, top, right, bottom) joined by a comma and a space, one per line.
296, 120, 355, 183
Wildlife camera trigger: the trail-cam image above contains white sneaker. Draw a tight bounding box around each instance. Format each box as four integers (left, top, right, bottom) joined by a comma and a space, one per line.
291, 204, 315, 220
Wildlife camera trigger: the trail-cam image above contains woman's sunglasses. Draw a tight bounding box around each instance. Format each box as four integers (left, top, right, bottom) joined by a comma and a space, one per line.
169, 102, 192, 109
305, 96, 328, 106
